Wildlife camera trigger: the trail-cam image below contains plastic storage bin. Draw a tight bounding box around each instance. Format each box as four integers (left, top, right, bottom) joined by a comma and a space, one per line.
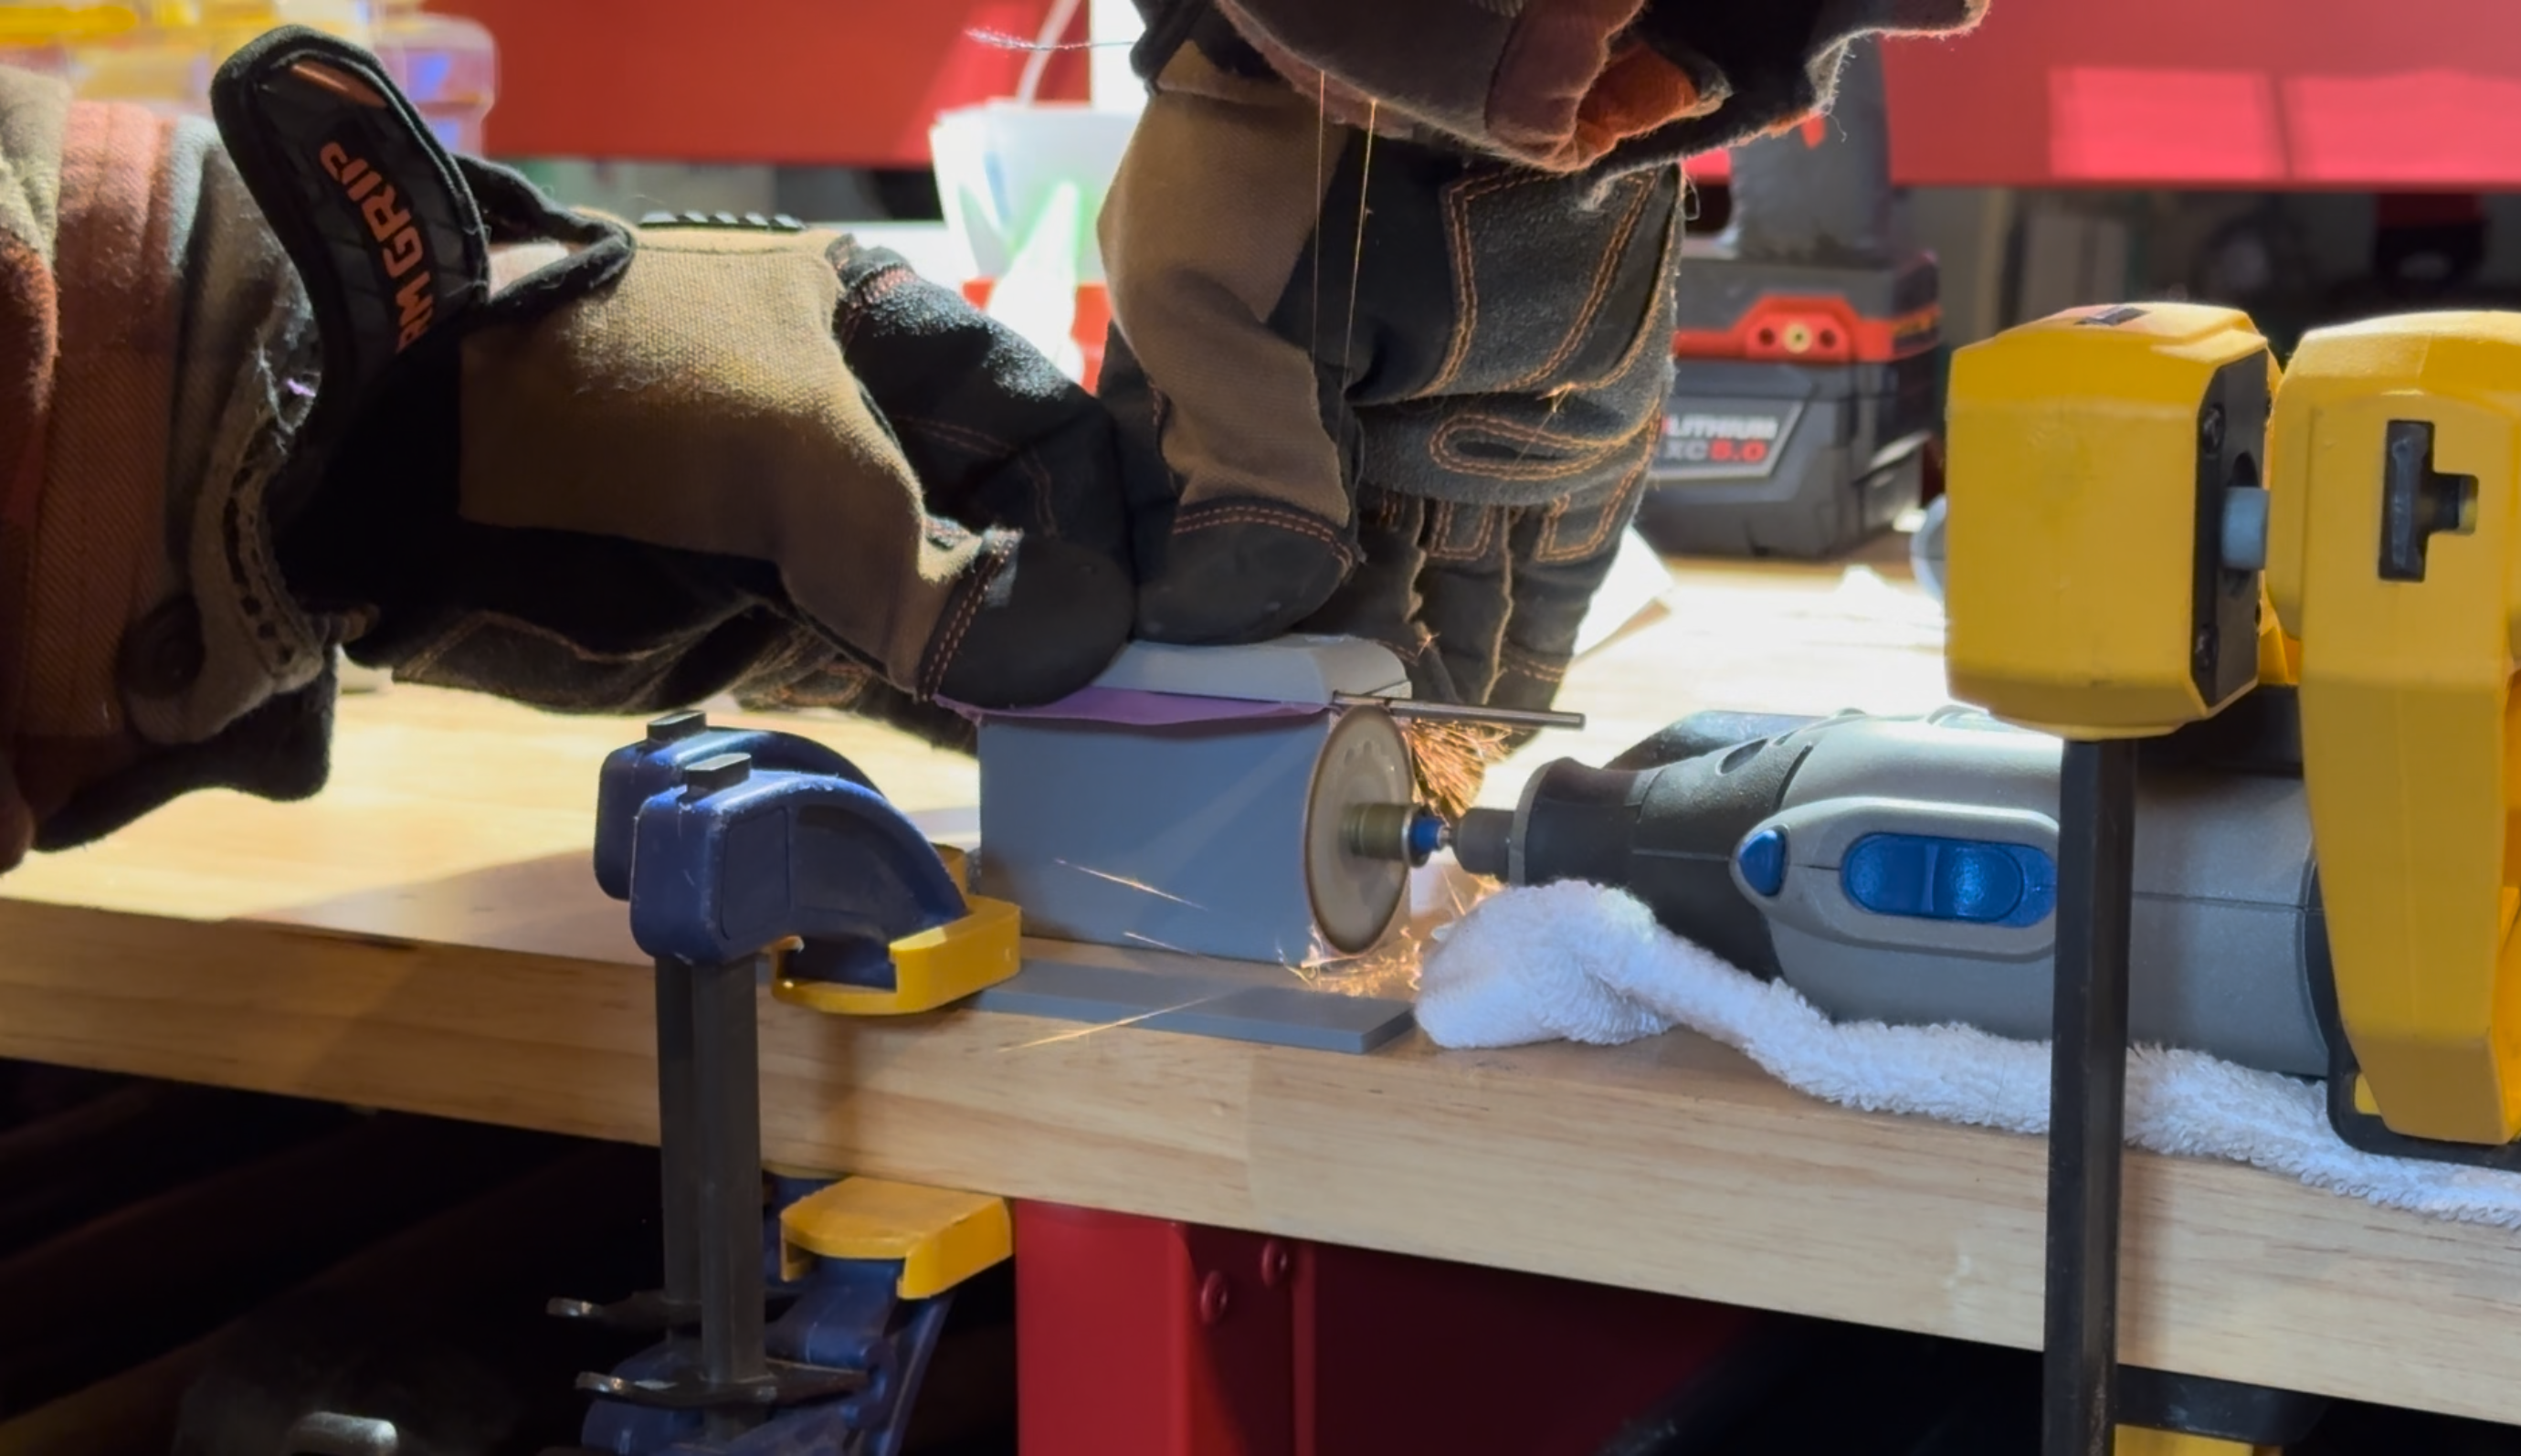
2, 2, 372, 114
0, 0, 492, 153
370, 0, 493, 153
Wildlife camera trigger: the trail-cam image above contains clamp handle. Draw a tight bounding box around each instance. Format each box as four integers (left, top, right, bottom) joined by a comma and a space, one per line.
2268, 312, 2521, 1147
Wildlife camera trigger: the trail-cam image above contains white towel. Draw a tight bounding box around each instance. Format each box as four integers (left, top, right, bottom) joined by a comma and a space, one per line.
1416, 881, 2521, 1228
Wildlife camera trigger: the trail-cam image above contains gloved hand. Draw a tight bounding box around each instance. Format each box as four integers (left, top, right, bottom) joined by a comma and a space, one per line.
1103, 0, 1982, 713
6, 27, 1138, 859
218, 26, 1133, 715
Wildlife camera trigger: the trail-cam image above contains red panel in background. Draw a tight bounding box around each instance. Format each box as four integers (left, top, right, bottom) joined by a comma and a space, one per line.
430, 0, 2521, 187
1014, 1204, 1296, 1456
1293, 1241, 1765, 1456
2045, 68, 2285, 185
1011, 1202, 1770, 1456
2285, 70, 2521, 185
1880, 0, 2521, 188
427, 0, 1088, 167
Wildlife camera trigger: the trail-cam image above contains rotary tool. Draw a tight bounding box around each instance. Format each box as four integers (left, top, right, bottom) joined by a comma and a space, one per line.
1450, 698, 2330, 1079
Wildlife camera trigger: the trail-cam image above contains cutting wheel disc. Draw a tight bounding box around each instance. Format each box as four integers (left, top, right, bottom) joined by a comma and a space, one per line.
1304, 706, 1415, 955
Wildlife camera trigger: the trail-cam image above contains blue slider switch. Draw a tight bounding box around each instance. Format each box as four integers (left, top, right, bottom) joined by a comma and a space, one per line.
1838, 832, 2056, 928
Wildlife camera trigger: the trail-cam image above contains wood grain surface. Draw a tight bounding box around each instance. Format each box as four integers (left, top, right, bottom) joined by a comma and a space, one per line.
8, 549, 2514, 1424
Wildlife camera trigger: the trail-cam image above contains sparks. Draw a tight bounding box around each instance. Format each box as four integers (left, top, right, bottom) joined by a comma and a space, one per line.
997, 990, 1238, 1050
1300, 923, 1433, 999
1056, 860, 1207, 911
1403, 718, 1512, 821
1123, 930, 1204, 956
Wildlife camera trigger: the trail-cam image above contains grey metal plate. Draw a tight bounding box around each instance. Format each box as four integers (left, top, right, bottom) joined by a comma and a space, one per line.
973, 948, 1418, 1055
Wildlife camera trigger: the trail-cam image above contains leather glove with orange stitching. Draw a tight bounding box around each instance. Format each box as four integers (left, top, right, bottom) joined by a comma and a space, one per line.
1102, 0, 1983, 715
26, 27, 1138, 853
228, 26, 1134, 711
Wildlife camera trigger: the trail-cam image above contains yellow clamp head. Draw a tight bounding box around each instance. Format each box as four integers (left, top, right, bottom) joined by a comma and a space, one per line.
2266, 311, 2521, 1145
1944, 302, 2279, 738
772, 844, 1023, 1017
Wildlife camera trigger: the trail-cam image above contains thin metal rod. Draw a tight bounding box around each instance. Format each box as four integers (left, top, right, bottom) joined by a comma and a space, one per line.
2043, 738, 2138, 1456
1332, 694, 1587, 732
692, 953, 768, 1437
654, 955, 700, 1315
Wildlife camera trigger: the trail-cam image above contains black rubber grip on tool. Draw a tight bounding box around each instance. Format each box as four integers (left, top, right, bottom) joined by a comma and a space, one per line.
1608, 712, 1828, 773
1452, 808, 1515, 880
1514, 733, 1812, 979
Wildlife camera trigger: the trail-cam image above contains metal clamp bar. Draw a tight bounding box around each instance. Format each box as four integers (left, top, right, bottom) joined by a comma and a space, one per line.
656, 955, 701, 1321
2042, 739, 2138, 1456
692, 952, 772, 1440
574, 1360, 860, 1412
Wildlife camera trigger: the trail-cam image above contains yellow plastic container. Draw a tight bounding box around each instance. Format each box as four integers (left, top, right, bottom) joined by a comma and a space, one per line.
1, 1, 364, 113
0, 0, 500, 143
0, 3, 137, 80
0, 4, 142, 43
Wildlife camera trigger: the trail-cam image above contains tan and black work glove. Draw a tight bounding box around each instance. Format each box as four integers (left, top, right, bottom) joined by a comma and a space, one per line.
209, 28, 1134, 742
1096, 27, 1676, 718
1106, 0, 1982, 716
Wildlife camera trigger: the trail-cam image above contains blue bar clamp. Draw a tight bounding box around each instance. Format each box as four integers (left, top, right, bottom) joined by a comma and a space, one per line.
549, 712, 1020, 1455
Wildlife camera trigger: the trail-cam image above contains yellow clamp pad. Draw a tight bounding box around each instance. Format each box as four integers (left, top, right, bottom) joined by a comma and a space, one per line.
771, 845, 1022, 1018
2266, 311, 2521, 1145
2115, 1430, 2273, 1456
1945, 302, 2278, 738
778, 1177, 1012, 1300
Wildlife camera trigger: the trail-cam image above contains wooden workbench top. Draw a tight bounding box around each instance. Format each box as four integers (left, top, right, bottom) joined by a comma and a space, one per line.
5, 549, 2515, 1428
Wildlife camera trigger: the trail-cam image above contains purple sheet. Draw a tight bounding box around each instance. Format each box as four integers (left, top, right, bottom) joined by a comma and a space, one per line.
939, 685, 1330, 727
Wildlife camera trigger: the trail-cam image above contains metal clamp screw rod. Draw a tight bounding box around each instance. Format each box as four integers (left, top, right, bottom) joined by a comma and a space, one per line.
2042, 739, 2138, 1456
691, 951, 772, 1438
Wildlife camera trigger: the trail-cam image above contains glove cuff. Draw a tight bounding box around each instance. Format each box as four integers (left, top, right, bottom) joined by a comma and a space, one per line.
1, 65, 349, 855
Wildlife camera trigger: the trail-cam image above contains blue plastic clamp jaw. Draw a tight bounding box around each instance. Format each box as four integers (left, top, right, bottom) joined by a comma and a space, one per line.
594, 712, 967, 984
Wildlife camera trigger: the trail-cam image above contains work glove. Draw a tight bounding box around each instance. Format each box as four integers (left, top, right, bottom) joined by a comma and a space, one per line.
6, 28, 1139, 860
1105, 0, 1982, 712
216, 27, 1134, 722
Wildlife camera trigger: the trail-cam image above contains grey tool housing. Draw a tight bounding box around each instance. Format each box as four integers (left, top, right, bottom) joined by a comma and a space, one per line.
976, 637, 1424, 967
1458, 706, 2329, 1078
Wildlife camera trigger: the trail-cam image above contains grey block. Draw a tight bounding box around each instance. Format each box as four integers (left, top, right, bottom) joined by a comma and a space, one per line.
975, 638, 1420, 966
969, 638, 1429, 1047
973, 956, 1416, 1055
979, 714, 1342, 964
